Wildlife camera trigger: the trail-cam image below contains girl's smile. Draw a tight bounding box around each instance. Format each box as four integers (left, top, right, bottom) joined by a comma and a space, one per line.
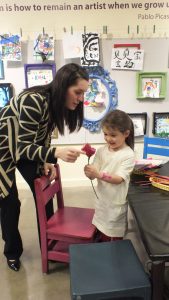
103, 126, 130, 151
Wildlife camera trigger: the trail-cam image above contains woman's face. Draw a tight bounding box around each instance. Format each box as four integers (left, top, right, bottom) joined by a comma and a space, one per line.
65, 79, 89, 110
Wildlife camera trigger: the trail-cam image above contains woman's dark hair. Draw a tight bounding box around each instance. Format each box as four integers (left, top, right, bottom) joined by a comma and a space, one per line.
101, 109, 134, 150
24, 63, 89, 134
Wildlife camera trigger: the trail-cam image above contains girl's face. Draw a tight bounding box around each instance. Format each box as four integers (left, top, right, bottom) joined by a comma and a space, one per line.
103, 126, 130, 151
65, 79, 89, 110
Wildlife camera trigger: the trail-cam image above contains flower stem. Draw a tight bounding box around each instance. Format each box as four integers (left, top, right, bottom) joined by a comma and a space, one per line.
88, 157, 99, 199
90, 179, 99, 199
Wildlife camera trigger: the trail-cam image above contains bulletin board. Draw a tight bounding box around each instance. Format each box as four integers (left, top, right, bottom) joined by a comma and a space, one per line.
53, 38, 169, 145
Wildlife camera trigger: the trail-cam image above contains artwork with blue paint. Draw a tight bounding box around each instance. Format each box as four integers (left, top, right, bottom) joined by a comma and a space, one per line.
0, 60, 4, 79
0, 34, 22, 61
34, 33, 54, 62
84, 79, 105, 107
0, 83, 13, 108
83, 66, 118, 132
153, 113, 169, 138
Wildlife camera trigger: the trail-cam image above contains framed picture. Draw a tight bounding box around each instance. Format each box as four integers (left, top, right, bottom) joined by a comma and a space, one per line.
153, 112, 169, 138
83, 66, 118, 132
136, 72, 167, 99
0, 83, 13, 108
0, 61, 4, 79
24, 63, 56, 88
128, 113, 147, 137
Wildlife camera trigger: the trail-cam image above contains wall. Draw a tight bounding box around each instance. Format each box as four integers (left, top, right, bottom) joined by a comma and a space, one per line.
4, 38, 169, 186
1, 0, 169, 187
0, 0, 169, 38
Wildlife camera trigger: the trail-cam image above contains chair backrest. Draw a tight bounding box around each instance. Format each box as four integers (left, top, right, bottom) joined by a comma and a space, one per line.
34, 164, 64, 227
143, 136, 169, 158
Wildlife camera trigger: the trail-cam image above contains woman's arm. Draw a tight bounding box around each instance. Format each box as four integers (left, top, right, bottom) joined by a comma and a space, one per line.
17, 93, 56, 163
17, 93, 84, 163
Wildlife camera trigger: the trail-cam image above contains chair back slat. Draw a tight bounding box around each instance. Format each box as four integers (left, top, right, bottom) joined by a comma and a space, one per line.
143, 136, 169, 158
34, 164, 64, 222
43, 181, 60, 206
37, 176, 51, 191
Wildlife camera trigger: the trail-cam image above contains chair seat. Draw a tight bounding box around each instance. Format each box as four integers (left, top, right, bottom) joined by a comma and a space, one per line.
47, 207, 95, 239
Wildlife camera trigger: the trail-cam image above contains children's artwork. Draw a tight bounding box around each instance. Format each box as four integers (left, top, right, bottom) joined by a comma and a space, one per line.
132, 118, 144, 136
62, 33, 83, 59
0, 61, 4, 79
0, 83, 13, 108
111, 47, 144, 70
136, 72, 167, 99
81, 33, 100, 66
34, 33, 54, 61
0, 34, 22, 61
24, 63, 56, 88
83, 66, 118, 132
142, 78, 160, 98
84, 78, 106, 107
153, 113, 169, 138
128, 113, 147, 137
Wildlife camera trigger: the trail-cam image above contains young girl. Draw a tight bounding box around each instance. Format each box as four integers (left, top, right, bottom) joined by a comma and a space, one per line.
84, 109, 135, 242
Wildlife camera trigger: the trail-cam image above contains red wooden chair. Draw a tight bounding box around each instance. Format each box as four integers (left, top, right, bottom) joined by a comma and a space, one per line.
34, 164, 96, 273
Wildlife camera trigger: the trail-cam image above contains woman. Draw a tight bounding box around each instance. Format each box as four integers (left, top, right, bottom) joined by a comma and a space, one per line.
0, 63, 89, 271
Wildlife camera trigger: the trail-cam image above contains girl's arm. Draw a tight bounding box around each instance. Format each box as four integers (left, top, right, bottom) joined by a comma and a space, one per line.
84, 154, 135, 184
99, 172, 124, 184
84, 165, 123, 184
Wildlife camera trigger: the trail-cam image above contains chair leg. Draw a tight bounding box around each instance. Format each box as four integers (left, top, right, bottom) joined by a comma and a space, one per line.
42, 258, 48, 274
41, 239, 48, 273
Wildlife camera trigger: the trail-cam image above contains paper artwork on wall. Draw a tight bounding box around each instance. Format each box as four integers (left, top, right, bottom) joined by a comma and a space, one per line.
132, 118, 144, 136
0, 83, 13, 108
153, 113, 169, 138
0, 34, 22, 61
142, 78, 160, 98
0, 61, 4, 79
34, 33, 54, 61
81, 33, 100, 66
84, 78, 106, 107
24, 63, 56, 88
83, 66, 118, 132
128, 113, 147, 136
111, 48, 144, 70
62, 33, 83, 59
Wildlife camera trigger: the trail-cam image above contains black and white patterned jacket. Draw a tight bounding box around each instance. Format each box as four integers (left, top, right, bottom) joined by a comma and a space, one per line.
0, 91, 56, 199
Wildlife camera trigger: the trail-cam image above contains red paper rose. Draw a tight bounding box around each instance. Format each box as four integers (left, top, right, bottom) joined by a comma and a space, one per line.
82, 143, 98, 199
81, 143, 96, 158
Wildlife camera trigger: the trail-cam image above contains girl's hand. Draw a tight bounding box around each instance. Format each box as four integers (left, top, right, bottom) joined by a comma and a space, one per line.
44, 163, 57, 181
84, 165, 100, 180
55, 147, 85, 163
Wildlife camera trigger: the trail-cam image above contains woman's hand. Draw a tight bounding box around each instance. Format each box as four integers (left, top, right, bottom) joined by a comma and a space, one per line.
84, 164, 100, 180
55, 147, 85, 163
43, 163, 57, 181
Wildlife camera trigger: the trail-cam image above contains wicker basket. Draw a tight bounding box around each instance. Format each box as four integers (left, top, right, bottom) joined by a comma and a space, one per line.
133, 168, 158, 176
149, 177, 169, 191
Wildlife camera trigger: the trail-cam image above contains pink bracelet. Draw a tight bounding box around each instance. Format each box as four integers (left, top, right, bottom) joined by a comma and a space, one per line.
100, 172, 112, 180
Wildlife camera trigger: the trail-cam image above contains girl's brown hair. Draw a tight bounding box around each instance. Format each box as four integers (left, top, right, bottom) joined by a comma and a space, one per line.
101, 109, 134, 150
